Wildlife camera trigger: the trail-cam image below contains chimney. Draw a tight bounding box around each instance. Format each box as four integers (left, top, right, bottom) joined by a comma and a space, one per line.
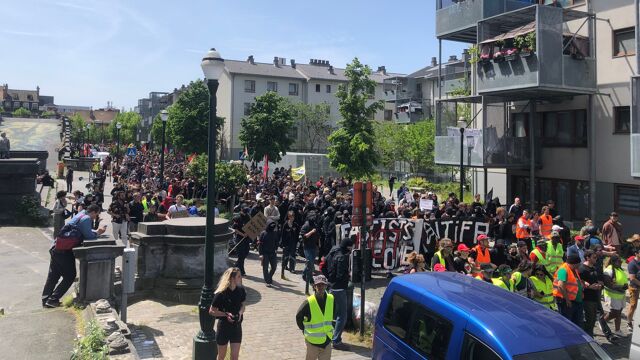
377, 66, 387, 75
247, 55, 255, 64
36, 86, 40, 95
448, 55, 458, 62
290, 59, 296, 68
462, 49, 469, 61
430, 57, 437, 67
273, 56, 280, 67
328, 65, 334, 75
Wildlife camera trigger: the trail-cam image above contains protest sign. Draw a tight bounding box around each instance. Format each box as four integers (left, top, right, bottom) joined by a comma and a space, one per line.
242, 212, 268, 240
419, 199, 433, 211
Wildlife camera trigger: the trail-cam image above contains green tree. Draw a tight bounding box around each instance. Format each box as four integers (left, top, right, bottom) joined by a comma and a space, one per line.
374, 121, 404, 172
327, 58, 383, 179
107, 111, 142, 146
69, 114, 86, 145
186, 155, 246, 199
166, 80, 224, 154
291, 102, 332, 152
150, 114, 164, 149
12, 107, 31, 118
239, 91, 294, 163
402, 119, 436, 174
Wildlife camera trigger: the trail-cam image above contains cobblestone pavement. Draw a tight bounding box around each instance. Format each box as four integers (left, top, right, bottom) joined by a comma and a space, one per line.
127, 251, 372, 359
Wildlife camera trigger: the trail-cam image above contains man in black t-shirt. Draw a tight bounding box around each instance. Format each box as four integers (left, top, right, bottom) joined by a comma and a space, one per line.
128, 193, 144, 233
579, 250, 603, 337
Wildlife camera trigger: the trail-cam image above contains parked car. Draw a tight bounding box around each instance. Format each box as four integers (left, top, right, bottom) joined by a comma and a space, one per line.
373, 272, 611, 360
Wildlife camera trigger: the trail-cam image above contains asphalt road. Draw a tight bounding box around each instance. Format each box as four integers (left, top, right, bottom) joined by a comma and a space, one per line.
0, 227, 76, 360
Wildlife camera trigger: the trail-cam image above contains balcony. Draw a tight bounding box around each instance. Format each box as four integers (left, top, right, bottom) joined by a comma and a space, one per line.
475, 6, 596, 99
435, 96, 541, 169
436, 0, 532, 42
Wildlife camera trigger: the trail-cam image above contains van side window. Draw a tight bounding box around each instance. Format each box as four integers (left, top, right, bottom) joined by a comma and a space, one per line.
409, 306, 452, 360
461, 332, 502, 360
383, 293, 413, 340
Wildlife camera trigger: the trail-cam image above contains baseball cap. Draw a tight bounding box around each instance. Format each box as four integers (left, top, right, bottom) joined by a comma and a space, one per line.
551, 224, 563, 232
313, 275, 329, 285
433, 264, 446, 272
550, 230, 560, 238
536, 239, 547, 246
457, 244, 470, 252
517, 240, 527, 248
574, 235, 585, 241
477, 234, 489, 242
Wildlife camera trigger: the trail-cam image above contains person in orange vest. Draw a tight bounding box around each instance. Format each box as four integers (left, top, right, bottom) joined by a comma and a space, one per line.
539, 206, 554, 238
529, 239, 549, 268
471, 235, 494, 269
553, 255, 584, 327
516, 210, 533, 250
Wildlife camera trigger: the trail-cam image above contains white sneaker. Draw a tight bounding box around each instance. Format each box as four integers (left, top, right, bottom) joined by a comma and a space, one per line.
614, 330, 625, 337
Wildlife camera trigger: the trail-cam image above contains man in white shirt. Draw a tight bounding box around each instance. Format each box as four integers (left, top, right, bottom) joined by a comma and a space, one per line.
264, 196, 280, 223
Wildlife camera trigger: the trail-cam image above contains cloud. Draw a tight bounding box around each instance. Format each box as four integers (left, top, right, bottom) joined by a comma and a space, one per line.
1, 30, 61, 38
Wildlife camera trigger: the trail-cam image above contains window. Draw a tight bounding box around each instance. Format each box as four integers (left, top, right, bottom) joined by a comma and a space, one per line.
613, 27, 636, 57
243, 103, 252, 116
615, 185, 640, 215
543, 0, 585, 6
315, 84, 321, 93
289, 83, 298, 96
461, 333, 501, 360
511, 175, 591, 220
383, 294, 412, 340
408, 306, 452, 359
416, 83, 422, 93
368, 87, 375, 99
538, 109, 587, 147
614, 106, 630, 134
326, 85, 331, 93
384, 110, 393, 121
267, 81, 278, 92
244, 80, 255, 93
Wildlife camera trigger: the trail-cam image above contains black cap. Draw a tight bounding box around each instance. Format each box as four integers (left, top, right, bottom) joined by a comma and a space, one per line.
567, 255, 582, 265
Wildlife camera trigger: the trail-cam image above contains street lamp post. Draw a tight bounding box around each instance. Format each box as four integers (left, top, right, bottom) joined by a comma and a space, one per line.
193, 48, 224, 360
86, 123, 91, 157
116, 122, 122, 167
459, 127, 465, 201
159, 109, 168, 188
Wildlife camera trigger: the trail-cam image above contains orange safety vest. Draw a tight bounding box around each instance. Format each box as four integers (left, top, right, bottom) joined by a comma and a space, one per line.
516, 216, 531, 239
553, 263, 581, 301
474, 245, 491, 267
540, 215, 553, 237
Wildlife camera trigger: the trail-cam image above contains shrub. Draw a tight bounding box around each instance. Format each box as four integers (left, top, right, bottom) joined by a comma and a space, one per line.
16, 195, 48, 226
71, 320, 108, 360
12, 107, 31, 117
42, 110, 56, 117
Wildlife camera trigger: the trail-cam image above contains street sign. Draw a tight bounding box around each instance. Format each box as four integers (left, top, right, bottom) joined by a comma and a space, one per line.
126, 147, 137, 157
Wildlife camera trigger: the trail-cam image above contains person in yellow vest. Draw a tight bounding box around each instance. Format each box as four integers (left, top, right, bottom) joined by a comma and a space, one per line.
511, 260, 533, 297
553, 255, 584, 327
471, 235, 494, 270
492, 265, 515, 292
539, 206, 554, 238
431, 238, 454, 271
529, 239, 549, 268
296, 275, 336, 358
603, 255, 629, 337
546, 231, 564, 274
530, 264, 557, 310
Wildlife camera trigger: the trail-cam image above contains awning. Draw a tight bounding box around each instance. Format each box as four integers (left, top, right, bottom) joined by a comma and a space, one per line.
480, 21, 536, 44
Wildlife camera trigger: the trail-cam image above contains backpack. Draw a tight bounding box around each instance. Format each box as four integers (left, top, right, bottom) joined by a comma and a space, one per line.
54, 215, 87, 251
324, 247, 344, 284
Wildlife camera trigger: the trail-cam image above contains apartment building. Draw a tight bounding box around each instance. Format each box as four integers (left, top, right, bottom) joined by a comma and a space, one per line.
434, 0, 640, 233
216, 56, 403, 160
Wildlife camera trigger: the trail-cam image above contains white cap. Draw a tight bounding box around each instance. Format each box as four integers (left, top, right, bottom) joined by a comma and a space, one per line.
552, 224, 563, 231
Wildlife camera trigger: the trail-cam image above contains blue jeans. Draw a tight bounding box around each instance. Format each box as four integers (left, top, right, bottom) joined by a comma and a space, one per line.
331, 289, 347, 344
303, 247, 317, 283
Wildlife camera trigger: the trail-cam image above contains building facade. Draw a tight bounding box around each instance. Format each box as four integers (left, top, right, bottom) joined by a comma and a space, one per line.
434, 0, 640, 233
0, 84, 53, 112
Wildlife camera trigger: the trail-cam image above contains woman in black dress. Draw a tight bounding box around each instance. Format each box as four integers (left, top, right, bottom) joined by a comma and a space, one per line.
209, 267, 246, 360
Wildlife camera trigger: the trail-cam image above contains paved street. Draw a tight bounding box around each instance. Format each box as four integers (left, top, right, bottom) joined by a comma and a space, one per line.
0, 227, 75, 360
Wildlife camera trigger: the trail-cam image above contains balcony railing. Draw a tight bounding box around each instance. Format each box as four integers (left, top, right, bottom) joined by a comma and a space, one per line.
632, 76, 640, 177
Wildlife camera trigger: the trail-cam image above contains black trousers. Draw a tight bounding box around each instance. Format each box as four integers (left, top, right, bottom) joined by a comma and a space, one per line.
41, 249, 76, 304
234, 242, 250, 275
282, 239, 298, 272
262, 252, 278, 284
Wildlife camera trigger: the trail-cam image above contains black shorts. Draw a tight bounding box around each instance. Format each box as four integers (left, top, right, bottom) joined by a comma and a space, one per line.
216, 322, 242, 345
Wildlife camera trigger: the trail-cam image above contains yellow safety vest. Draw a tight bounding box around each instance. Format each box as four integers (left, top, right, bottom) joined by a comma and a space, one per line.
530, 276, 557, 310
433, 251, 445, 269
604, 266, 628, 301
492, 278, 514, 292
142, 198, 149, 212
531, 248, 549, 268
303, 294, 334, 345
545, 241, 564, 274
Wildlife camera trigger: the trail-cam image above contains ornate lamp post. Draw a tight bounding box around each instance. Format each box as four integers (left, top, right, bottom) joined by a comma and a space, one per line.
192, 48, 224, 360
159, 109, 168, 187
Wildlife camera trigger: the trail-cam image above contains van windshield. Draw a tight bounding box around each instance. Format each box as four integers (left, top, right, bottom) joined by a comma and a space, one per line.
513, 342, 612, 360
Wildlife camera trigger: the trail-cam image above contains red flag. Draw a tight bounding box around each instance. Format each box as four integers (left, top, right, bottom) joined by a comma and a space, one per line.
263, 154, 269, 179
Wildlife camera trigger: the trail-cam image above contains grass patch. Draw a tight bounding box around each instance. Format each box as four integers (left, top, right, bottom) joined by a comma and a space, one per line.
71, 319, 109, 360
343, 328, 373, 349
61, 294, 75, 308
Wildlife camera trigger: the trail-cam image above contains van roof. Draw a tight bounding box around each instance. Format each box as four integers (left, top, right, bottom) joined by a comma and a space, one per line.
391, 272, 591, 356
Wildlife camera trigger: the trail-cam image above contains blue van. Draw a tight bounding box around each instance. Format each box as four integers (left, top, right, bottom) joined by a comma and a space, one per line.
373, 272, 612, 360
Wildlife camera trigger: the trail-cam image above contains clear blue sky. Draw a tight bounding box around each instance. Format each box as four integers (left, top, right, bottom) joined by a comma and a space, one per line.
3, 0, 465, 110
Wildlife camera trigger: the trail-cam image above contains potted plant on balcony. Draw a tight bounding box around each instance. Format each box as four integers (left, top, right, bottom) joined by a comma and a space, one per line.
502, 38, 518, 61
493, 40, 505, 63
517, 32, 536, 58
479, 43, 493, 63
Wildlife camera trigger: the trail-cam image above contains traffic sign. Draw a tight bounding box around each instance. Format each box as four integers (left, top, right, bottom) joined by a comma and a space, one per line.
126, 147, 137, 157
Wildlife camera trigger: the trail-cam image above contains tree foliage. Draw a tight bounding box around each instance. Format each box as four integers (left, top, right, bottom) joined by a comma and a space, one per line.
291, 102, 332, 152
105, 111, 141, 146
69, 114, 86, 145
374, 119, 437, 174
327, 58, 383, 179
12, 107, 31, 118
166, 79, 224, 154
186, 155, 246, 199
239, 91, 294, 163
